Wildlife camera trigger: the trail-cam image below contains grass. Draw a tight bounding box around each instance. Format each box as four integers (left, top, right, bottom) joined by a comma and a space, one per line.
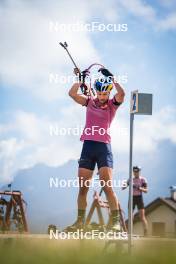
0, 237, 176, 264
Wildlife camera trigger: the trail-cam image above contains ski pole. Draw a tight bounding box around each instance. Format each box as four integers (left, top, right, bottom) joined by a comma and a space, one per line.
59, 42, 81, 73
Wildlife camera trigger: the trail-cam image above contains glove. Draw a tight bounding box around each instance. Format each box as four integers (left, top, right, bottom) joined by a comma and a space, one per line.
98, 68, 113, 77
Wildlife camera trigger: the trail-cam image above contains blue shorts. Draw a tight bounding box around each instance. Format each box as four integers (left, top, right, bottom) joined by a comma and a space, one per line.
78, 140, 113, 170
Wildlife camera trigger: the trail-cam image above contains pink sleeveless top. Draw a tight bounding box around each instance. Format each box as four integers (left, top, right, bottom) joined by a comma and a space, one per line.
80, 96, 120, 143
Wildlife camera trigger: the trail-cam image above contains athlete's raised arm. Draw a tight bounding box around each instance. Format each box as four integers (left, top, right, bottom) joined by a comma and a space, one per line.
68, 82, 88, 106
112, 77, 125, 104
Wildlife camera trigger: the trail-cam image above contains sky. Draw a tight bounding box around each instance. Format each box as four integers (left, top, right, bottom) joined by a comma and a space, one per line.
0, 0, 176, 184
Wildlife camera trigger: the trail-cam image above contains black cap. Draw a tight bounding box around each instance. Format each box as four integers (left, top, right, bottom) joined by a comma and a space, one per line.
133, 166, 142, 172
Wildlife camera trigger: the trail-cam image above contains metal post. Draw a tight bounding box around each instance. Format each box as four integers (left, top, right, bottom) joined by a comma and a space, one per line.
128, 113, 134, 254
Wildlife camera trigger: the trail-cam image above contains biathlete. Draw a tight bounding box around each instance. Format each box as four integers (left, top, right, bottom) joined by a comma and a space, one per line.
67, 67, 125, 232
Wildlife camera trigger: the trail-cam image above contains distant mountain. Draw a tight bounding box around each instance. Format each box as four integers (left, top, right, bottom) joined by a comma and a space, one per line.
0, 140, 175, 233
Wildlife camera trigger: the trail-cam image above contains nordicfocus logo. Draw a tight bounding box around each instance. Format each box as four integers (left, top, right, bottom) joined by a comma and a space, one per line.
49, 229, 129, 240
49, 21, 128, 32
49, 177, 128, 189
49, 124, 128, 137
48, 73, 128, 85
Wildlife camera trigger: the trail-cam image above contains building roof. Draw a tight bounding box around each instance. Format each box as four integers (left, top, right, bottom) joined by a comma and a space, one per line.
132, 197, 176, 224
